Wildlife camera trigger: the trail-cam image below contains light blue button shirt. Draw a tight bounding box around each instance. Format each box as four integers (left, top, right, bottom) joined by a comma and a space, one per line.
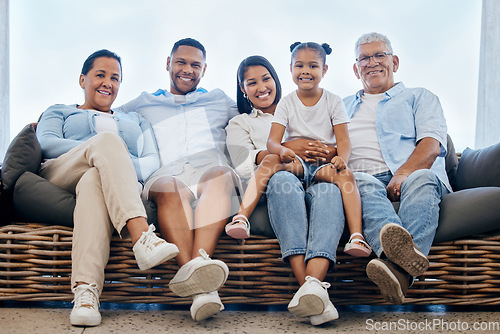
343, 82, 452, 192
118, 88, 238, 175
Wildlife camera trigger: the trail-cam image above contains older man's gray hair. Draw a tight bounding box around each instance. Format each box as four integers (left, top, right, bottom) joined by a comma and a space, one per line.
355, 32, 393, 55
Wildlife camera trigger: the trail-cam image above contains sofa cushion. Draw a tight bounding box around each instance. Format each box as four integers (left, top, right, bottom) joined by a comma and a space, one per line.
444, 134, 458, 190
434, 187, 500, 243
455, 142, 500, 190
143, 199, 159, 226
13, 171, 75, 226
249, 200, 275, 238
1, 124, 42, 192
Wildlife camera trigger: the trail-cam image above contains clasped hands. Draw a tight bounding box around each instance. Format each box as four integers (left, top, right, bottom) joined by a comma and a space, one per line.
280, 139, 345, 170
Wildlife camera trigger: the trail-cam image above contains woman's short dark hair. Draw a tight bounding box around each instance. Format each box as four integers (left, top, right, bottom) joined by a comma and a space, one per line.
171, 38, 206, 60
236, 55, 282, 114
81, 49, 122, 80
290, 42, 332, 65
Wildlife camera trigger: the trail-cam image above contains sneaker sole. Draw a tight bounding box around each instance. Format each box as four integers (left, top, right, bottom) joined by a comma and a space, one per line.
169, 263, 228, 297
310, 305, 339, 326
136, 243, 179, 271
192, 302, 223, 321
70, 312, 101, 327
288, 294, 325, 318
366, 260, 404, 304
380, 223, 429, 277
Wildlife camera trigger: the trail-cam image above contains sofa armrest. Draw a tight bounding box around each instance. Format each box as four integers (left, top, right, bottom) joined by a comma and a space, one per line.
1, 124, 42, 193
13, 171, 75, 226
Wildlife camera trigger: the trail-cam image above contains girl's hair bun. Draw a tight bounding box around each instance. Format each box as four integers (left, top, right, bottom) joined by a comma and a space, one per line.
290, 42, 301, 53
321, 43, 332, 55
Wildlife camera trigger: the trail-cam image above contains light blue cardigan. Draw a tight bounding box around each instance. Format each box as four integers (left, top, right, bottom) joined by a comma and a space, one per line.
36, 104, 160, 182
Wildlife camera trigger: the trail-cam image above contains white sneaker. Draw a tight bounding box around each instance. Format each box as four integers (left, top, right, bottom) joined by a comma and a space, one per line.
309, 300, 339, 326
169, 249, 229, 297
132, 225, 179, 270
190, 291, 224, 321
287, 276, 332, 318
70, 283, 101, 327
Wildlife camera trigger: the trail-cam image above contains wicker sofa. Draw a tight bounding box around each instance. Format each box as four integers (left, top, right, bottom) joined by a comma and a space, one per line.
1, 124, 500, 305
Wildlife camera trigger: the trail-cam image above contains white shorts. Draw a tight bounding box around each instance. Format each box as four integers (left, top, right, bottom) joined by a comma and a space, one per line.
143, 162, 242, 213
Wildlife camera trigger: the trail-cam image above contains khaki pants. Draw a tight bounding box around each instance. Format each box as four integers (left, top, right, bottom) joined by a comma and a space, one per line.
39, 132, 147, 293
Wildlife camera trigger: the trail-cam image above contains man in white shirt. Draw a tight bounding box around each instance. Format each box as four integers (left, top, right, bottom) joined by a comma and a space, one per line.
119, 38, 239, 321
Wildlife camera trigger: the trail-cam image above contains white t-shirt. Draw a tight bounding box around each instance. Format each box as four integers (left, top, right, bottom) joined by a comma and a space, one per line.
348, 93, 390, 175
94, 111, 119, 136
272, 89, 348, 146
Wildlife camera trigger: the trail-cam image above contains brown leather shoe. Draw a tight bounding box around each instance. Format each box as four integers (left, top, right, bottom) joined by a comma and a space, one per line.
366, 258, 411, 304
379, 223, 429, 277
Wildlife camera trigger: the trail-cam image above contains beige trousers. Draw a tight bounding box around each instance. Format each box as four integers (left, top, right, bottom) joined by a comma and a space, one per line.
39, 132, 147, 293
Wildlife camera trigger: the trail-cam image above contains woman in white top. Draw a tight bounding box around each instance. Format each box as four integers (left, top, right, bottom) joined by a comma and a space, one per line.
225, 55, 346, 326
225, 56, 282, 181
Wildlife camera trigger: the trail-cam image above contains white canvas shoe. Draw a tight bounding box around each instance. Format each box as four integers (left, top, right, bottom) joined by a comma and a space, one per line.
132, 225, 179, 270
190, 291, 224, 321
70, 283, 101, 327
169, 249, 229, 297
288, 276, 331, 318
309, 300, 339, 326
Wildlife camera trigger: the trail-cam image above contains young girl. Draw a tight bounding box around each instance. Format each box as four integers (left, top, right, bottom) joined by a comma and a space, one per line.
225, 42, 371, 258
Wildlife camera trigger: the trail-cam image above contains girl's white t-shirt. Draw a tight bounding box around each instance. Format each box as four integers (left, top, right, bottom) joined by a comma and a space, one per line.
272, 89, 348, 146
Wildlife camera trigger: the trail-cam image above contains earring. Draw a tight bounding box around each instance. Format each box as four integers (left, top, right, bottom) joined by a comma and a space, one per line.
243, 93, 247, 99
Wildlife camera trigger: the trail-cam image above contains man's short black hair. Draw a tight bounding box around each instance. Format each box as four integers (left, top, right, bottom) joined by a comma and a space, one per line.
171, 38, 206, 59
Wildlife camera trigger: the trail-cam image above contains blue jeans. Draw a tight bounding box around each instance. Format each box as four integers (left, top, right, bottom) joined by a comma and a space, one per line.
355, 170, 449, 258
295, 156, 332, 186
266, 171, 345, 264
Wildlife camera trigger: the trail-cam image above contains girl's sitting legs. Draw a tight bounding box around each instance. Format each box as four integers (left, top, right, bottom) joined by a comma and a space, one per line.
314, 166, 372, 257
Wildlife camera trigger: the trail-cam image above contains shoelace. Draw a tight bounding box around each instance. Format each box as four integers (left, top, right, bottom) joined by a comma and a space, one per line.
305, 275, 331, 289
72, 284, 99, 308
140, 225, 164, 248
198, 248, 210, 260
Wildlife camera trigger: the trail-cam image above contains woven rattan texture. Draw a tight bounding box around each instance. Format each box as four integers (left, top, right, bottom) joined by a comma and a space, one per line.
1, 223, 500, 305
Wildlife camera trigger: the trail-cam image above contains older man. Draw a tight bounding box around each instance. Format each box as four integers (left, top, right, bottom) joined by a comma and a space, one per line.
343, 32, 451, 304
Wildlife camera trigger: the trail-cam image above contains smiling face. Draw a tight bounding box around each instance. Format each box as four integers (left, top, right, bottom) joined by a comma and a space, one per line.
167, 45, 206, 95
353, 41, 399, 94
290, 48, 328, 94
78, 57, 121, 112
241, 65, 277, 114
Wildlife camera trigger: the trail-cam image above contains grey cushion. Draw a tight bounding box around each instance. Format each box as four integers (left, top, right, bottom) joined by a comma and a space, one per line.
456, 142, 500, 190
13, 171, 75, 226
143, 199, 158, 226
249, 200, 275, 238
1, 124, 42, 192
435, 187, 500, 243
444, 135, 459, 190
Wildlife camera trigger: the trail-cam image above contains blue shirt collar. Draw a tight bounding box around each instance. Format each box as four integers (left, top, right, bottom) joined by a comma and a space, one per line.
152, 87, 208, 98
354, 82, 405, 102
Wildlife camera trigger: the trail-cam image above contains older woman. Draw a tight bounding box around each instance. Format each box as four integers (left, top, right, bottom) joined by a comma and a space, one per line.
226, 55, 345, 326
36, 49, 178, 327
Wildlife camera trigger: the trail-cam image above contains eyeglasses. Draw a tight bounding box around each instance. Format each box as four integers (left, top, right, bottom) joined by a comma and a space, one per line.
356, 52, 392, 66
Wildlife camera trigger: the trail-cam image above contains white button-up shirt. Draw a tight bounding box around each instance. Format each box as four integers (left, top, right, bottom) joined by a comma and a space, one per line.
119, 88, 238, 176
225, 109, 274, 180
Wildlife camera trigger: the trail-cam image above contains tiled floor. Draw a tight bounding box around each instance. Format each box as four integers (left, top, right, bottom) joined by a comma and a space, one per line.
1, 302, 499, 333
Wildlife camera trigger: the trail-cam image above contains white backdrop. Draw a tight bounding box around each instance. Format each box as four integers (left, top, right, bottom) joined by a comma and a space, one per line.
9, 0, 482, 152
